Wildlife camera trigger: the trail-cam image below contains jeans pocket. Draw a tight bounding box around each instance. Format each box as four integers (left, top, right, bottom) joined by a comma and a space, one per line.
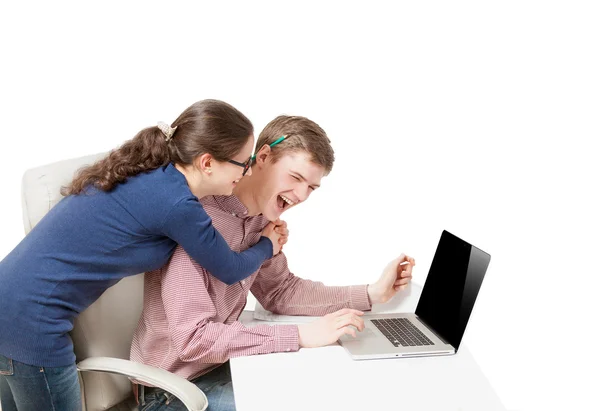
0, 355, 14, 376
140, 395, 159, 411
163, 392, 177, 405
140, 392, 174, 411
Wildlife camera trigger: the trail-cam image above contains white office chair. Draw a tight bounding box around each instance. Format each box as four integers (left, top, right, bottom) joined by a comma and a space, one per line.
21, 154, 208, 411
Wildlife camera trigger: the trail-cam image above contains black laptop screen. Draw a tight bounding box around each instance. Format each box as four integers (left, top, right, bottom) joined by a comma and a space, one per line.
415, 230, 490, 349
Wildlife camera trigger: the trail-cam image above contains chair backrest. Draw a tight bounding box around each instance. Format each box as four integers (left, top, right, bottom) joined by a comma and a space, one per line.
21, 153, 143, 410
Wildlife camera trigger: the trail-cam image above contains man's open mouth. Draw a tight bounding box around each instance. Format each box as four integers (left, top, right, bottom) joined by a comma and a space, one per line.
277, 194, 295, 210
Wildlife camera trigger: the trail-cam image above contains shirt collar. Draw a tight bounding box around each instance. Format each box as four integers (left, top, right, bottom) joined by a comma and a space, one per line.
212, 195, 249, 217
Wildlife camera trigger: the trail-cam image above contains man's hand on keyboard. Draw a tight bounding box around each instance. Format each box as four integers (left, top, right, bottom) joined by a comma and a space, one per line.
298, 308, 365, 348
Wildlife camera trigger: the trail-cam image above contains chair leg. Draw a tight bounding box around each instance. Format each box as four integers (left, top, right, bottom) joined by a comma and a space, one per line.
77, 371, 87, 411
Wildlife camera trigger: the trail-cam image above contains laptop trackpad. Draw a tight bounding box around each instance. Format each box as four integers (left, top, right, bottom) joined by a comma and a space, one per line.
339, 326, 376, 342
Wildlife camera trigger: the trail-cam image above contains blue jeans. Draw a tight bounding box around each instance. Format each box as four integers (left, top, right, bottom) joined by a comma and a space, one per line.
138, 362, 235, 411
0, 354, 81, 411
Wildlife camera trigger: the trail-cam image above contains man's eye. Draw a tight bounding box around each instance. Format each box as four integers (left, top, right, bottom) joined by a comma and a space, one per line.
291, 175, 300, 181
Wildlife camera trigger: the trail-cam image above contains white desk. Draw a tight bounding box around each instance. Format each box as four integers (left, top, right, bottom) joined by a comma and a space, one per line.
233, 284, 506, 411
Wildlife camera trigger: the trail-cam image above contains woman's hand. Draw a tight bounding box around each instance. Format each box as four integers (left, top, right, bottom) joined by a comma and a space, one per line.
261, 219, 288, 256
273, 219, 289, 249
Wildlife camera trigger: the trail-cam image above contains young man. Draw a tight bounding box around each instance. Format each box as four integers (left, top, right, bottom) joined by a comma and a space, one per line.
130, 115, 415, 411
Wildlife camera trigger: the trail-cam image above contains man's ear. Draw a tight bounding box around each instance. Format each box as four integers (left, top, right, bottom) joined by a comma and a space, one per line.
253, 144, 272, 168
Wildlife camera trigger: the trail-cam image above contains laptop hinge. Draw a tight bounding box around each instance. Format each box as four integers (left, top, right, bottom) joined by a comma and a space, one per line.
414, 315, 453, 348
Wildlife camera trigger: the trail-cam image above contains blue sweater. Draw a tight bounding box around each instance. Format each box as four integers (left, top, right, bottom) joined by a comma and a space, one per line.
0, 163, 272, 367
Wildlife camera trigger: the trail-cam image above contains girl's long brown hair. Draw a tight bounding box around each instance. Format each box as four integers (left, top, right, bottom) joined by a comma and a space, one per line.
62, 99, 253, 195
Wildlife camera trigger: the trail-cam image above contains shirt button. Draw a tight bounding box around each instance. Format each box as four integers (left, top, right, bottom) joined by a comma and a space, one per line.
241, 280, 246, 285
286, 348, 291, 352
231, 212, 237, 216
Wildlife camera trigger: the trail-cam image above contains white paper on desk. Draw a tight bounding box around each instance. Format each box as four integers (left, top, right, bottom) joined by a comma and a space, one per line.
252, 301, 318, 323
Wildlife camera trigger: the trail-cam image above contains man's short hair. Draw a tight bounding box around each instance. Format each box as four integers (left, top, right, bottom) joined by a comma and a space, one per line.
256, 115, 335, 175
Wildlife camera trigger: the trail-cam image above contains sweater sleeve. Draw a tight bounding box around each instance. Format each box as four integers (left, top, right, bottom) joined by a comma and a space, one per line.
160, 197, 273, 285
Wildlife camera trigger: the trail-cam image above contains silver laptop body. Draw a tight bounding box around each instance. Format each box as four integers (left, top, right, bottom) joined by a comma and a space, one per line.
339, 230, 491, 360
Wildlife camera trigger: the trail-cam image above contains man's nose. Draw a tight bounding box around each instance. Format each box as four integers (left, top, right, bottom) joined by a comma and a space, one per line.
294, 185, 311, 202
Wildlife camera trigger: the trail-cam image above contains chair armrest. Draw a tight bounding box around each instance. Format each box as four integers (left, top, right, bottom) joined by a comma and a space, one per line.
77, 357, 207, 411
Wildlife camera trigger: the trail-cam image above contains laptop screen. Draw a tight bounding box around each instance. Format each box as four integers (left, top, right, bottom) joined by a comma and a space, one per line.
415, 230, 491, 349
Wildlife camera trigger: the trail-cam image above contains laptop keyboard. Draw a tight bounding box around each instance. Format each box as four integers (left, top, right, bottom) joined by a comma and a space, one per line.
371, 318, 434, 347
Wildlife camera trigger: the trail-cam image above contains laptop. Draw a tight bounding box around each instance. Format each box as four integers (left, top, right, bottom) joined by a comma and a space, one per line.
339, 230, 491, 360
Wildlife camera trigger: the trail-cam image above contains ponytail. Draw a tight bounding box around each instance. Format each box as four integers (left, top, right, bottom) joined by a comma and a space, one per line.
61, 126, 170, 195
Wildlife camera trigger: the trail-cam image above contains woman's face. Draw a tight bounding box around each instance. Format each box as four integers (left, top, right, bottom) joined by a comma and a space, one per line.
209, 134, 255, 196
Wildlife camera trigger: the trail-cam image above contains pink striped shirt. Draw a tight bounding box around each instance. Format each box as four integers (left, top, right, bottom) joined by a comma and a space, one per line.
130, 195, 371, 381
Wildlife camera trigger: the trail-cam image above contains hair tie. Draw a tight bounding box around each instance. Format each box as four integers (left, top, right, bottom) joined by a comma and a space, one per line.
157, 121, 177, 142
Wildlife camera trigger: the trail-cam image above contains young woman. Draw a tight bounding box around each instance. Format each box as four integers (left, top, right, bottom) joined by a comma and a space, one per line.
0, 99, 286, 411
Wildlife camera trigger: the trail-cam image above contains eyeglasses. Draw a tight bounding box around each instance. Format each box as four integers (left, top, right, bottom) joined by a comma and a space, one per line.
227, 155, 253, 176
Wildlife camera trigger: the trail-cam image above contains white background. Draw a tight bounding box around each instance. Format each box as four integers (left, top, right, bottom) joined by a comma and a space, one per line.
1, 1, 598, 410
